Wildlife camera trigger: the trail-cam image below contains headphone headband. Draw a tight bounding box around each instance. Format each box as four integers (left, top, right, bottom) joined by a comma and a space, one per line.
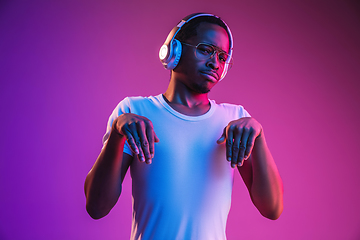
159, 13, 233, 81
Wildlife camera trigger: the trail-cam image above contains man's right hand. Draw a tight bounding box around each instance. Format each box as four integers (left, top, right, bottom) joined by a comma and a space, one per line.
112, 113, 159, 164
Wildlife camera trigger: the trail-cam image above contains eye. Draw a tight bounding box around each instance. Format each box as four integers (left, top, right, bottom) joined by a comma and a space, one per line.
197, 44, 213, 56
218, 52, 228, 63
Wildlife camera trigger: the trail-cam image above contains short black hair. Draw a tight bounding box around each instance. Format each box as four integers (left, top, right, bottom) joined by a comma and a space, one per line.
175, 16, 229, 43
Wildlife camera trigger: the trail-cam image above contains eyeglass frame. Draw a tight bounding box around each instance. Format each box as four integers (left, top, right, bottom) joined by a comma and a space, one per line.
180, 42, 233, 68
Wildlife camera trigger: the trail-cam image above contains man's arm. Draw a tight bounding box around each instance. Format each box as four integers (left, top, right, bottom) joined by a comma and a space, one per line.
217, 117, 283, 220
84, 113, 159, 219
84, 131, 132, 219
238, 132, 283, 220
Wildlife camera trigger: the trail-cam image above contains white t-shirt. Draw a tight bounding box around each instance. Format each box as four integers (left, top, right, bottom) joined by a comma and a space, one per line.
104, 94, 250, 240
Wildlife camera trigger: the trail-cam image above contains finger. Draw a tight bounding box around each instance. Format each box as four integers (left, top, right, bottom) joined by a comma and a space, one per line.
226, 125, 234, 162
154, 131, 160, 142
145, 121, 156, 160
231, 127, 243, 168
244, 130, 256, 161
123, 124, 139, 155
136, 121, 151, 163
238, 128, 250, 167
127, 122, 145, 162
216, 128, 226, 144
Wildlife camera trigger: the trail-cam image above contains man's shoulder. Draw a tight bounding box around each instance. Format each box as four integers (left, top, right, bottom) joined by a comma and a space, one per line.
115, 94, 163, 113
210, 99, 250, 118
117, 94, 161, 106
210, 99, 245, 110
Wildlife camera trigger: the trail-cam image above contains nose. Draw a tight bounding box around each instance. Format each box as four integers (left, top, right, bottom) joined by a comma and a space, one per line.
207, 52, 220, 69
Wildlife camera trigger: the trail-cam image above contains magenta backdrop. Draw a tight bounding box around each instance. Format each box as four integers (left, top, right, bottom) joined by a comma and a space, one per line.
1, 0, 360, 239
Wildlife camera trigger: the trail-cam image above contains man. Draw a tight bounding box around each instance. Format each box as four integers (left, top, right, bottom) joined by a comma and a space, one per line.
85, 13, 283, 240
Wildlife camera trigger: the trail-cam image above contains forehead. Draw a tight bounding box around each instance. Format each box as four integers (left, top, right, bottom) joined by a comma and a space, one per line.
190, 22, 230, 52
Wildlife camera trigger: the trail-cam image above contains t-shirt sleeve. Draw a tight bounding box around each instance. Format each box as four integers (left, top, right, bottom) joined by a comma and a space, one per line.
238, 105, 251, 118
102, 97, 133, 156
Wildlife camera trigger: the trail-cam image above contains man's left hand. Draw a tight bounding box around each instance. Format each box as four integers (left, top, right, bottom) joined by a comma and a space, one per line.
217, 117, 262, 168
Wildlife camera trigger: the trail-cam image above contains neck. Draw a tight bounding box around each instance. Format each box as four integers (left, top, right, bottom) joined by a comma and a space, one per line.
163, 76, 211, 116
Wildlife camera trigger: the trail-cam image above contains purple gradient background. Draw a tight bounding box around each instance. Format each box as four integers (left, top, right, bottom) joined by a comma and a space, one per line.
1, 0, 360, 239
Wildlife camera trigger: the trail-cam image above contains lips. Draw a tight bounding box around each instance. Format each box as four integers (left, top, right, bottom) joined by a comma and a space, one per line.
201, 71, 219, 82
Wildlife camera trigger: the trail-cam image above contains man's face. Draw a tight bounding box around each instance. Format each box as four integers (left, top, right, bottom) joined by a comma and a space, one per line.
174, 22, 230, 94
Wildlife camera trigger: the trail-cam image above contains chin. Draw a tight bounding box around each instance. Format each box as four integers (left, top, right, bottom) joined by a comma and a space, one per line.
199, 88, 211, 94
191, 83, 211, 94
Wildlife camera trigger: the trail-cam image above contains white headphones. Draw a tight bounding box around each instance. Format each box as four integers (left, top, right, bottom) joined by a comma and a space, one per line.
159, 13, 234, 81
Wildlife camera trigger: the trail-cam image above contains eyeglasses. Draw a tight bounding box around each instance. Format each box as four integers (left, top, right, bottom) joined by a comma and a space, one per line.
181, 42, 233, 67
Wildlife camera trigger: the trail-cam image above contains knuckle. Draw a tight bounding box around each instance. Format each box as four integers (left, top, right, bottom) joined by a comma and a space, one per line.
233, 126, 240, 133
130, 143, 138, 150
142, 141, 149, 147
239, 145, 246, 150
126, 134, 134, 142
232, 146, 239, 153
128, 122, 137, 130
228, 125, 235, 131
145, 119, 153, 127
137, 120, 145, 127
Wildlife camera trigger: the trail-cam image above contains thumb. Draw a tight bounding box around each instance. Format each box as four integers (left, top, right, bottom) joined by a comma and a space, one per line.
217, 129, 226, 144
154, 131, 160, 143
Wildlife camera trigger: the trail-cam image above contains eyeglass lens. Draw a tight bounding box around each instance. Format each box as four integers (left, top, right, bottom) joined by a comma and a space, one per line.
195, 43, 230, 64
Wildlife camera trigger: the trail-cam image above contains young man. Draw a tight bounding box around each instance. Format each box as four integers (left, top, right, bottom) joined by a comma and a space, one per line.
85, 13, 283, 240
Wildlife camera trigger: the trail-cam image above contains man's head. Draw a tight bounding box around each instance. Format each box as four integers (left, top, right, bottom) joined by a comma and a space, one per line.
159, 13, 233, 81
174, 16, 230, 48
174, 21, 230, 93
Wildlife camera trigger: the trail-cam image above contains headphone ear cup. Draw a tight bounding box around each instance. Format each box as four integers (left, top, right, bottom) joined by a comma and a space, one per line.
166, 39, 182, 70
